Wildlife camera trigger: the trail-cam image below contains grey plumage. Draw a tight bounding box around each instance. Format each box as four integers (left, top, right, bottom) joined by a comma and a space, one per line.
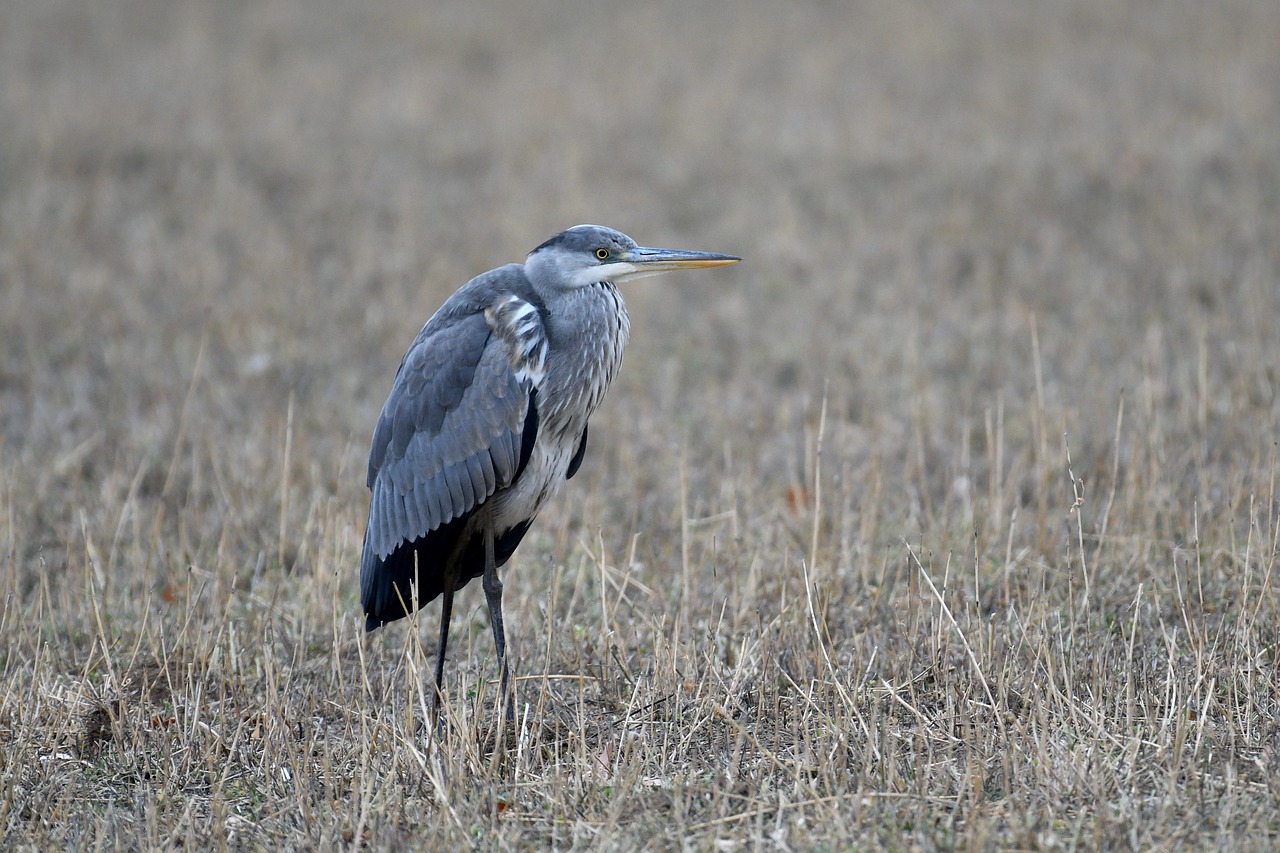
359, 224, 739, 720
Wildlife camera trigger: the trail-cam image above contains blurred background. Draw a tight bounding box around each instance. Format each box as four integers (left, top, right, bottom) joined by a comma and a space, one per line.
3, 0, 1279, 607
3, 0, 1280, 845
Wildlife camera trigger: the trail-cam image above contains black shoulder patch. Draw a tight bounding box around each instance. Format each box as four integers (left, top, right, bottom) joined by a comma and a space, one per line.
566, 423, 588, 480
517, 388, 539, 478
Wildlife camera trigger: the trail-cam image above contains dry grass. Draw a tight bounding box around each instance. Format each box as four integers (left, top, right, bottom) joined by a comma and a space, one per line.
3, 0, 1280, 848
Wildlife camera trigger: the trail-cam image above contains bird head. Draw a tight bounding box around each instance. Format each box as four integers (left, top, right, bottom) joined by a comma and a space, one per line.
525, 224, 739, 290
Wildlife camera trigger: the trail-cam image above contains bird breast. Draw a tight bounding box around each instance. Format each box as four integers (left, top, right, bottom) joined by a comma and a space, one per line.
490, 282, 630, 531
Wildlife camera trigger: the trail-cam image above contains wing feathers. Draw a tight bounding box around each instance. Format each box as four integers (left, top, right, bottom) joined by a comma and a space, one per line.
363, 286, 546, 563
467, 455, 492, 500
477, 449, 496, 494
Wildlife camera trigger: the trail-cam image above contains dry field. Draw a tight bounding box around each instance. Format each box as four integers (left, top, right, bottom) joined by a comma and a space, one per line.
3, 0, 1280, 849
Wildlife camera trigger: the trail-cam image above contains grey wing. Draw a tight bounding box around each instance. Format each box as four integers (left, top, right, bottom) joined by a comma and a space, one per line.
364, 308, 537, 562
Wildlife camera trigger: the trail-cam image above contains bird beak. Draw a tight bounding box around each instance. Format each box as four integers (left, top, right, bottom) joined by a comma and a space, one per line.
620, 246, 741, 273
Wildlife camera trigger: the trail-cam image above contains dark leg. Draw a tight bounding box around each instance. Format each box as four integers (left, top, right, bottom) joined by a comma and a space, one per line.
432, 566, 457, 726
480, 507, 514, 721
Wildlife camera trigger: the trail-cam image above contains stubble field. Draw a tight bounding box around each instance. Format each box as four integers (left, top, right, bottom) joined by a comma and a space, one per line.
3, 0, 1280, 848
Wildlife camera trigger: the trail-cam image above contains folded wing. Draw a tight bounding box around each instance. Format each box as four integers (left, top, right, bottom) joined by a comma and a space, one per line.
361, 294, 543, 623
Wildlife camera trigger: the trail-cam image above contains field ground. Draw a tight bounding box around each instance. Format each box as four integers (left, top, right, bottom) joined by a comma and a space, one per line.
3, 0, 1280, 848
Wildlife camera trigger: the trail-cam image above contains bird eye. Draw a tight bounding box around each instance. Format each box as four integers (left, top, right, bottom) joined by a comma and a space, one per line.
595, 248, 609, 260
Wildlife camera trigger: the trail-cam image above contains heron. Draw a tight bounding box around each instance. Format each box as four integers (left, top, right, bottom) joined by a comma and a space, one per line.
360, 224, 739, 720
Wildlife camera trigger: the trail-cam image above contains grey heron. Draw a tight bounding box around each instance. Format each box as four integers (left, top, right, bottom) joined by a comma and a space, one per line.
360, 224, 739, 720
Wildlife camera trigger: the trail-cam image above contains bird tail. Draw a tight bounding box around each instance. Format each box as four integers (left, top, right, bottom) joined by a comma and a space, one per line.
359, 522, 388, 632
360, 512, 465, 632
360, 509, 532, 632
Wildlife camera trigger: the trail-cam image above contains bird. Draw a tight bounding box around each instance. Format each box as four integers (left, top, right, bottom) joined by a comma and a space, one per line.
360, 224, 739, 721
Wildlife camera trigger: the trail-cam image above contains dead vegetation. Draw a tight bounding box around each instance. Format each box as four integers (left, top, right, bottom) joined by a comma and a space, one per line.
2, 0, 1279, 848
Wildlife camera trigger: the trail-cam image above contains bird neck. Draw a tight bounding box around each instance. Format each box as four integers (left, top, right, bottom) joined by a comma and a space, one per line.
539, 282, 630, 431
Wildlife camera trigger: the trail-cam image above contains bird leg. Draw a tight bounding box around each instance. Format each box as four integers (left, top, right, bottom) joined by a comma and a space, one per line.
431, 562, 457, 728
430, 512, 481, 729
480, 506, 514, 722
